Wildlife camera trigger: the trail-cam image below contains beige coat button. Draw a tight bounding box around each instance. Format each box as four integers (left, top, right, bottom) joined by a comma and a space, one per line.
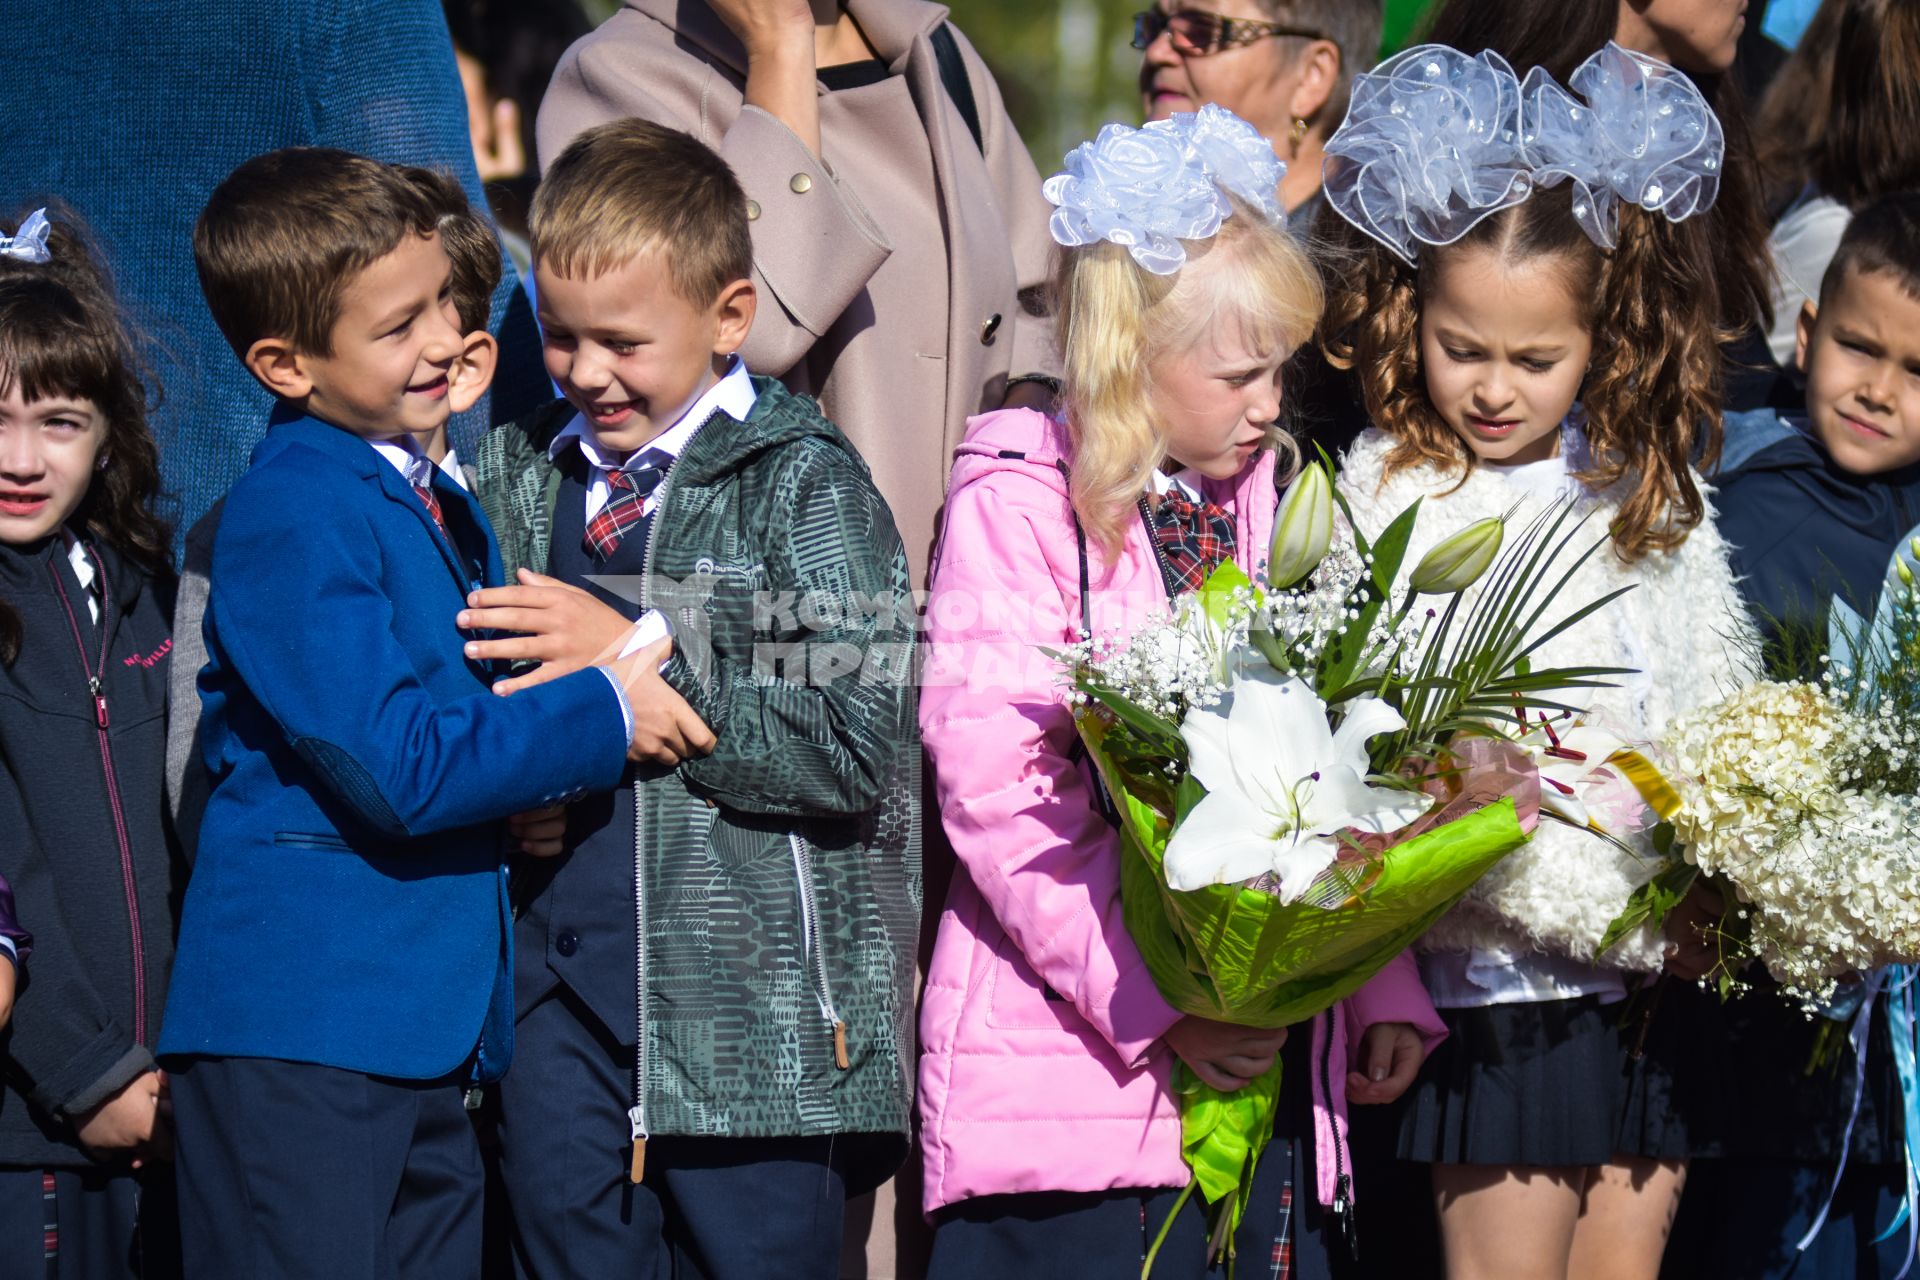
746, 199, 761, 221
980, 313, 1002, 344
789, 173, 813, 194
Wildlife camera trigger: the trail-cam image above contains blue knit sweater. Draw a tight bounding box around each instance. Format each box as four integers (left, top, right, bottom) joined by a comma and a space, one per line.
0, 0, 550, 557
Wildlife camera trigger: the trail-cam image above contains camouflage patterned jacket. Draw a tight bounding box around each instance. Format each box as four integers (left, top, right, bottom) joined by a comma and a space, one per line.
474, 379, 921, 1151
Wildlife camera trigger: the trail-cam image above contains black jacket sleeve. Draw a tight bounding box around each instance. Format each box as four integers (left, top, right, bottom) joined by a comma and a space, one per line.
0, 766, 151, 1120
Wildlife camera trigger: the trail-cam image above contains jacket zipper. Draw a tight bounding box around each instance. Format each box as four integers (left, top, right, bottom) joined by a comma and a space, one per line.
789, 832, 849, 1070
625, 475, 674, 1185
1138, 496, 1179, 603
48, 550, 148, 1045
1319, 1008, 1357, 1259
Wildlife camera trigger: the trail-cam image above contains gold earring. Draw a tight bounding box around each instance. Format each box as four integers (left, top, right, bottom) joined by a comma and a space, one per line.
1289, 117, 1308, 147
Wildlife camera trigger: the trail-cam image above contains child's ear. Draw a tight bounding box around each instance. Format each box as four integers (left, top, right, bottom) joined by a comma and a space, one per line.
243, 338, 313, 400
447, 331, 500, 415
1794, 299, 1819, 374
711, 278, 757, 359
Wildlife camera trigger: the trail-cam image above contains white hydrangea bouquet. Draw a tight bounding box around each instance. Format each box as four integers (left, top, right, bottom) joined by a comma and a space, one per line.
1059, 458, 1637, 1263
1632, 542, 1920, 1006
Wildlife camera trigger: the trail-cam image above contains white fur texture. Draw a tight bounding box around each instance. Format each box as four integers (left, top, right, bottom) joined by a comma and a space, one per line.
1340, 429, 1762, 971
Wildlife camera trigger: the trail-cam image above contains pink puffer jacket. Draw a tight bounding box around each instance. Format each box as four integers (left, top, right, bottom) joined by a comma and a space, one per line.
917, 409, 1445, 1216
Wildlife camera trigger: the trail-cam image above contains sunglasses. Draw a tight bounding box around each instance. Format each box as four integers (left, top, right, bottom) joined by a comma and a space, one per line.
1132, 8, 1326, 56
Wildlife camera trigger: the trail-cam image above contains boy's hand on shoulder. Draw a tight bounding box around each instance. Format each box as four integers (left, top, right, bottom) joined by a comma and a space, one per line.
509, 805, 570, 858
1346, 1021, 1425, 1106
0, 956, 13, 1029
460, 569, 633, 695
608, 638, 717, 766
75, 1070, 169, 1163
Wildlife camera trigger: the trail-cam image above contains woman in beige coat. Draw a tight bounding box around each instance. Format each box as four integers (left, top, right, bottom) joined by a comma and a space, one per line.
537, 0, 1059, 584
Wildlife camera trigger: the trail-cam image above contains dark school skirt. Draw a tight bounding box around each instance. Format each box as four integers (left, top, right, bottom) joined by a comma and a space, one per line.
1398, 994, 1630, 1167
1620, 978, 1904, 1164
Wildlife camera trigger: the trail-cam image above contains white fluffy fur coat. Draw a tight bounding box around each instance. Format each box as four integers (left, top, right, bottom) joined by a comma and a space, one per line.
1339, 428, 1762, 972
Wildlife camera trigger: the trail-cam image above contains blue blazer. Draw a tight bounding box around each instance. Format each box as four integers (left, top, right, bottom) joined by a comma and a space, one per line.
157, 414, 628, 1081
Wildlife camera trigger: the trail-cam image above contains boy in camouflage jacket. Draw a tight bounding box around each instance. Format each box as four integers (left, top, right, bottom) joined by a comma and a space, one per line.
464, 119, 920, 1278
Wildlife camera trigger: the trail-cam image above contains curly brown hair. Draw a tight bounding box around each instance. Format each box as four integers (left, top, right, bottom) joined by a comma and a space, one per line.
1319, 184, 1723, 562
0, 205, 171, 663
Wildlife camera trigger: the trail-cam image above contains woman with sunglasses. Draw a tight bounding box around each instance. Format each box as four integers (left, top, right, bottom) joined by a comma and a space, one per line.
1135, 0, 1384, 229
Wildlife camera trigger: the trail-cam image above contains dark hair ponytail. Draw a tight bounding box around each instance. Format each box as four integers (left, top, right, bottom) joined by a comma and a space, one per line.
0, 204, 170, 663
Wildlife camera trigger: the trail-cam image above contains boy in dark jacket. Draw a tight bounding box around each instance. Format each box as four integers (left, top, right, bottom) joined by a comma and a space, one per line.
157, 148, 666, 1279
1714, 192, 1920, 657
1664, 193, 1920, 1277
462, 119, 919, 1279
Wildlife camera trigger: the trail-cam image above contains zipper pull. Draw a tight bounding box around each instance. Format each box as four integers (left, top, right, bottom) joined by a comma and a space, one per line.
89, 676, 108, 729
627, 1105, 648, 1184
833, 1020, 850, 1071
1332, 1173, 1359, 1261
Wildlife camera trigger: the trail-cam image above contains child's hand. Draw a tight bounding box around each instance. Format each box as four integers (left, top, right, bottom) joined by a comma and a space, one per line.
608, 638, 717, 766
0, 957, 13, 1029
75, 1070, 165, 1160
1163, 1015, 1289, 1093
509, 805, 569, 858
460, 569, 634, 695
1347, 1021, 1426, 1106
1664, 880, 1727, 982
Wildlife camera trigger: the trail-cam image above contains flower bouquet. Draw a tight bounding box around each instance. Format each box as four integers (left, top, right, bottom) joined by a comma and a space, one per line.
1606, 540, 1920, 1007
1060, 461, 1637, 1268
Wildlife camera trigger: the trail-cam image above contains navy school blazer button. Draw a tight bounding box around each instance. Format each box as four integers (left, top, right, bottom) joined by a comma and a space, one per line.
556, 930, 580, 957
980, 313, 1002, 344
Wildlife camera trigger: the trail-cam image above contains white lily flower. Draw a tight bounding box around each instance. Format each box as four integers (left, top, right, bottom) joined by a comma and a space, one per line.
1511, 718, 1627, 827
1165, 675, 1431, 897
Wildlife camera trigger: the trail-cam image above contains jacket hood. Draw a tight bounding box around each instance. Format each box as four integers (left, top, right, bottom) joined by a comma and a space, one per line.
946, 408, 1074, 497
676, 376, 867, 485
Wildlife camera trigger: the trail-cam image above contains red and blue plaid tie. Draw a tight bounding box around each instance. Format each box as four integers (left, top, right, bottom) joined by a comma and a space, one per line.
1152, 489, 1238, 594
583, 450, 672, 559
412, 481, 449, 540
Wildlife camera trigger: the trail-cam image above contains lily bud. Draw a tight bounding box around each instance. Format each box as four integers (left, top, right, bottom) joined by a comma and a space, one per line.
1410, 517, 1504, 595
1269, 463, 1333, 589
1898, 557, 1915, 590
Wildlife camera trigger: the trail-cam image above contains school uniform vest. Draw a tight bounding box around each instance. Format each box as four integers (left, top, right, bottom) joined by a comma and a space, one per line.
511, 455, 652, 1041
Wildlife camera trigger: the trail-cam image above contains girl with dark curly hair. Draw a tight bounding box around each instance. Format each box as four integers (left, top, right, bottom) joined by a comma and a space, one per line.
0, 205, 181, 1280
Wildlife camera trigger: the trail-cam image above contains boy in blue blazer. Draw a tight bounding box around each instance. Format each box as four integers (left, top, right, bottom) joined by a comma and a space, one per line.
157, 148, 711, 1279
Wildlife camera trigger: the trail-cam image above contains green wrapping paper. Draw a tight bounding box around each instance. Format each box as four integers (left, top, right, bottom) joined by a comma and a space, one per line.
1083, 710, 1531, 1221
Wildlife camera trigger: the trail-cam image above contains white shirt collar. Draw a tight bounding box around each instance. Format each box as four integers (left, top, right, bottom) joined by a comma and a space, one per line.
65, 534, 99, 624
547, 357, 756, 473
366, 435, 440, 491
437, 446, 469, 492
1149, 466, 1203, 502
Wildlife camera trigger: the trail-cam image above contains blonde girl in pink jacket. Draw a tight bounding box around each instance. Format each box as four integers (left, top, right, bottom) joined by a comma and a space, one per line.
916, 108, 1446, 1279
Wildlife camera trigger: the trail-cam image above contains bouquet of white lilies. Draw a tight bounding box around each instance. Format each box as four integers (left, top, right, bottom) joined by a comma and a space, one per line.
1058, 459, 1639, 1266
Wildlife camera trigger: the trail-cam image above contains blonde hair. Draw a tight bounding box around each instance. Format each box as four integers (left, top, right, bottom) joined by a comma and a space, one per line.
532, 119, 751, 304
1056, 200, 1324, 553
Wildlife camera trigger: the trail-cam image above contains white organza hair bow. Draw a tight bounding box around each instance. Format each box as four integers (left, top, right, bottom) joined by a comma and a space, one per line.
1322, 41, 1724, 262
0, 209, 52, 265
1322, 45, 1534, 266
1521, 42, 1724, 250
1044, 103, 1286, 275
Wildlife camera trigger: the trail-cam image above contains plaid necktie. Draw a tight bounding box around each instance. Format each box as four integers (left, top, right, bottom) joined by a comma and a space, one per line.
1152, 489, 1237, 594
583, 449, 673, 560
412, 481, 449, 540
